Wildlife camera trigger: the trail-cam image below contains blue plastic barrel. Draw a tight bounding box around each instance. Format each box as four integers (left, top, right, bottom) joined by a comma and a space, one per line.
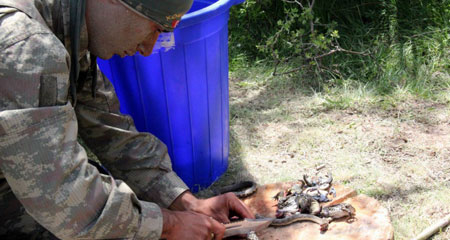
97, 0, 244, 191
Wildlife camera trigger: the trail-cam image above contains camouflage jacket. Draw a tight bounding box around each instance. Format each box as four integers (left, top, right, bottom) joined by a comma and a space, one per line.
0, 0, 189, 239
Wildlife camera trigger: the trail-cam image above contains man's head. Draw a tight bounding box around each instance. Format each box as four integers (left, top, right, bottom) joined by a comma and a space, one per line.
85, 0, 193, 60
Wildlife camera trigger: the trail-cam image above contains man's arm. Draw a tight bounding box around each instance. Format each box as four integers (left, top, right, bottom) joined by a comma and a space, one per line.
75, 66, 255, 222
74, 72, 236, 239
75, 69, 189, 208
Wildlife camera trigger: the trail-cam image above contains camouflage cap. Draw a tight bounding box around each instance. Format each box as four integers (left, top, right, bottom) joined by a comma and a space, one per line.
120, 0, 194, 32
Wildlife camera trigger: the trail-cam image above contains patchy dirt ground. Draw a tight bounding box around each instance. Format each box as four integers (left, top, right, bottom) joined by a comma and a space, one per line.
201, 76, 450, 240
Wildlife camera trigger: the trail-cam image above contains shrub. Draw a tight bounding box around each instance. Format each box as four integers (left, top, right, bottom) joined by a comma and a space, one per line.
229, 0, 449, 94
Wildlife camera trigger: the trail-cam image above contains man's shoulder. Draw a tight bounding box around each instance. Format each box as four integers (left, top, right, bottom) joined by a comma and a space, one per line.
0, 7, 53, 51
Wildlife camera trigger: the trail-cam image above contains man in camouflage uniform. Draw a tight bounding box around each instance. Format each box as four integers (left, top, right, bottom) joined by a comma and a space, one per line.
0, 0, 254, 239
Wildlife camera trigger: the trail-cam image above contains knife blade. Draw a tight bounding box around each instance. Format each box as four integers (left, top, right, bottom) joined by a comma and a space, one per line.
223, 218, 273, 238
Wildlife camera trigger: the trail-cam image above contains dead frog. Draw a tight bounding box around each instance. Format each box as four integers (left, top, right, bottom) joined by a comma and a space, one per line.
320, 202, 356, 222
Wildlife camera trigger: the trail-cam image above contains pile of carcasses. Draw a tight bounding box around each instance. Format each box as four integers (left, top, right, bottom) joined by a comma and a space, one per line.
273, 171, 356, 222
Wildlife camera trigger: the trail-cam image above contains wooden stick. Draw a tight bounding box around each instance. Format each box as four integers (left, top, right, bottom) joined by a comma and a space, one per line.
412, 214, 450, 240
316, 164, 326, 171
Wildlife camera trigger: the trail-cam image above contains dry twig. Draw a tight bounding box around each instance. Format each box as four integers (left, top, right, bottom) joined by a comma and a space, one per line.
272, 45, 369, 76
412, 214, 450, 240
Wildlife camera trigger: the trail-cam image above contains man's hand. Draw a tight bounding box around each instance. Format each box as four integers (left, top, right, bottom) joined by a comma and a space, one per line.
161, 208, 225, 240
170, 191, 255, 223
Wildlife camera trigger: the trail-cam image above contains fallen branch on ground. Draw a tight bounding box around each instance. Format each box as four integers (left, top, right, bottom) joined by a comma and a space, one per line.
412, 214, 450, 240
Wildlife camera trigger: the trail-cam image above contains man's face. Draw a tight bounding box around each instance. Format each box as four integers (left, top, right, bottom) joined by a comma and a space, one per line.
86, 0, 163, 60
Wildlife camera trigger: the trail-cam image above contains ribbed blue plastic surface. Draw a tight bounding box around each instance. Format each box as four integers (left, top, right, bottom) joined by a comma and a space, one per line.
97, 0, 244, 191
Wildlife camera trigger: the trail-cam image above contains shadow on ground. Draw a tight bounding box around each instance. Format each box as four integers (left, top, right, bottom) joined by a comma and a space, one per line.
196, 128, 257, 198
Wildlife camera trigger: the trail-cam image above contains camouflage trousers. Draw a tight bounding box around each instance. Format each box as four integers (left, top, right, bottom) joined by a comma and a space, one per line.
0, 179, 59, 240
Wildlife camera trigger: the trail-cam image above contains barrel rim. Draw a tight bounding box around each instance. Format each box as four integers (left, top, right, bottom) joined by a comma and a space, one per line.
178, 0, 245, 29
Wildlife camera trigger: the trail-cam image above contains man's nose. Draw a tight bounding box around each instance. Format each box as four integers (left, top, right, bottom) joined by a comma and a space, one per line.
138, 32, 160, 57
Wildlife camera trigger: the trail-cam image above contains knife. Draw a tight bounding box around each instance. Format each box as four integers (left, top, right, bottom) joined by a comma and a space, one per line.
223, 218, 274, 238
